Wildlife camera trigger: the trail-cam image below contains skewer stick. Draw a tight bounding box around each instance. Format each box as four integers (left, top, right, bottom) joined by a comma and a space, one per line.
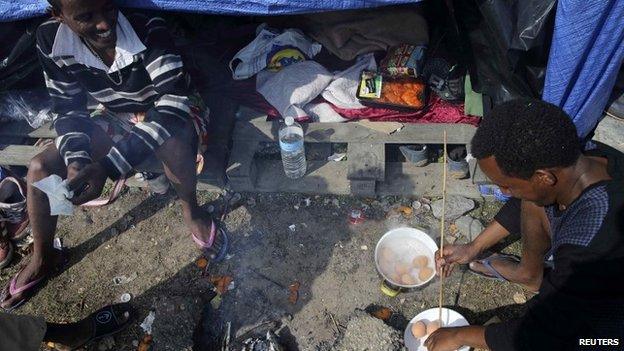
438, 130, 448, 324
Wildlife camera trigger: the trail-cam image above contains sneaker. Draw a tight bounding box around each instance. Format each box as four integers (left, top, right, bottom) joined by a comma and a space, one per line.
0, 235, 14, 270
400, 144, 429, 167
142, 172, 170, 195
0, 177, 29, 240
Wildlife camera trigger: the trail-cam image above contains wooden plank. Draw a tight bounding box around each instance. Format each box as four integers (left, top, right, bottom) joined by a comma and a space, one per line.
0, 121, 56, 139
347, 142, 385, 180
233, 159, 480, 198
226, 141, 258, 190
233, 118, 476, 144
0, 145, 46, 166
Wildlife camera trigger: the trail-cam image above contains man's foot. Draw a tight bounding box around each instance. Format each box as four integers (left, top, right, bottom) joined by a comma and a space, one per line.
469, 253, 541, 291
468, 253, 520, 282
46, 303, 134, 350
0, 249, 64, 310
185, 210, 229, 262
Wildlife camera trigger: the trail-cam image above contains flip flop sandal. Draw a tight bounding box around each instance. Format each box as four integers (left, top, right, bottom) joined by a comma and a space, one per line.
468, 253, 521, 282
0, 270, 45, 312
0, 248, 67, 312
68, 303, 136, 351
191, 219, 229, 263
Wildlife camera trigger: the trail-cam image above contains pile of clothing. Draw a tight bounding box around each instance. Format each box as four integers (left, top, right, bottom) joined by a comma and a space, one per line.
226, 7, 481, 126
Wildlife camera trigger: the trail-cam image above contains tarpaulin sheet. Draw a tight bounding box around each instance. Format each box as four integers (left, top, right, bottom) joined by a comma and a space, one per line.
0, 0, 423, 22
542, 0, 624, 138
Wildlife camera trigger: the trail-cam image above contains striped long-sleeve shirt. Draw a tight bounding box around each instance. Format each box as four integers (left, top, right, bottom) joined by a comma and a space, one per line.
36, 11, 194, 179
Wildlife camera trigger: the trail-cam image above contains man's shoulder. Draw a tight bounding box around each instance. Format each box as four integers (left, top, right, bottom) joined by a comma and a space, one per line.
35, 18, 61, 55
123, 11, 169, 41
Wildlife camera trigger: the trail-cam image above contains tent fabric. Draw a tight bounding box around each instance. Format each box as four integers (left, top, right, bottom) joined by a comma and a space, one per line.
0, 0, 422, 22
542, 0, 624, 138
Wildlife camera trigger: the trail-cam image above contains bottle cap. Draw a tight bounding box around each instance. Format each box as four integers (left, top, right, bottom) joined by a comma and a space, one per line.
284, 117, 294, 126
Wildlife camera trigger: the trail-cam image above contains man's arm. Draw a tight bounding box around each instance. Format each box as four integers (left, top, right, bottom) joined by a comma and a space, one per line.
36, 26, 93, 168
98, 14, 195, 180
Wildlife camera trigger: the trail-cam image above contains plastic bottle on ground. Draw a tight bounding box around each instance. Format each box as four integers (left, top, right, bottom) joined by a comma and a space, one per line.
279, 117, 307, 179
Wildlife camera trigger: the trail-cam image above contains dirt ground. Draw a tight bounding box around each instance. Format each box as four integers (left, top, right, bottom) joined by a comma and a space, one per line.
1, 186, 532, 351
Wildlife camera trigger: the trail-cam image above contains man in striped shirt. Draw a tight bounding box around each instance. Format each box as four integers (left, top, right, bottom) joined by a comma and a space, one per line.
0, 0, 224, 310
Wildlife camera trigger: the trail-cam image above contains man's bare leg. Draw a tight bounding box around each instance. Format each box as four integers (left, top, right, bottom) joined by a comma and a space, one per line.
1, 129, 112, 309
154, 127, 213, 244
470, 201, 551, 291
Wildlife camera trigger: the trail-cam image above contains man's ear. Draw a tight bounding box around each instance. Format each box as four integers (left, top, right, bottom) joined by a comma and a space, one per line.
534, 169, 557, 187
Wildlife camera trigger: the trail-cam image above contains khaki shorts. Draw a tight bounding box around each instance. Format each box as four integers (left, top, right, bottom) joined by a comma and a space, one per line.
0, 312, 46, 351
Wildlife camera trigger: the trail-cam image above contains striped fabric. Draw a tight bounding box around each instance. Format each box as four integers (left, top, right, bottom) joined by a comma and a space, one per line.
36, 12, 196, 179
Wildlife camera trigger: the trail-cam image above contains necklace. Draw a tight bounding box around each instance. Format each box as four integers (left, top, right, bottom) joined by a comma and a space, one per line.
81, 38, 123, 86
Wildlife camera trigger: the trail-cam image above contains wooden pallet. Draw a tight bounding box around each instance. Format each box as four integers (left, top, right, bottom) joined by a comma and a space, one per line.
226, 108, 486, 198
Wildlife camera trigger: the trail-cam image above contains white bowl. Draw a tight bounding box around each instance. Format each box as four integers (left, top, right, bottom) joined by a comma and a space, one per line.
404, 308, 470, 351
374, 227, 438, 288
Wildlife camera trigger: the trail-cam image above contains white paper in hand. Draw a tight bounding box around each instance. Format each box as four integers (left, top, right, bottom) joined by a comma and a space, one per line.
33, 175, 74, 216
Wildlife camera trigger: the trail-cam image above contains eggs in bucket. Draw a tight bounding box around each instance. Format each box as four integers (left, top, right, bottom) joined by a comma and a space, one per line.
375, 227, 438, 288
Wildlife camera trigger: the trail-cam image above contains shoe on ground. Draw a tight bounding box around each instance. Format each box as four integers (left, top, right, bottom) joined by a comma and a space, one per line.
0, 177, 29, 240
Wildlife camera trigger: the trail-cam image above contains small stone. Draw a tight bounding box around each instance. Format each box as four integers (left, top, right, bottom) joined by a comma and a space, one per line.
513, 292, 527, 304
132, 340, 139, 347
294, 204, 300, 210
455, 216, 485, 241
289, 224, 296, 232
207, 205, 215, 213
411, 201, 422, 210
246, 198, 256, 207
304, 198, 311, 207
332, 199, 340, 207
360, 245, 368, 251
432, 196, 475, 220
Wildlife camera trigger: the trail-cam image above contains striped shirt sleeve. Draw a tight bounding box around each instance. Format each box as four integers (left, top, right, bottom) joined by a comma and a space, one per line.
36, 29, 93, 166
99, 15, 192, 179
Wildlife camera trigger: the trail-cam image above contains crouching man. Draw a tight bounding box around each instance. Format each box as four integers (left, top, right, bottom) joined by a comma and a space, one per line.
428, 99, 624, 350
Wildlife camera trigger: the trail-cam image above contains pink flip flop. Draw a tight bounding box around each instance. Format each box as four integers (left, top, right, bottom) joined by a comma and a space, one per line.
0, 270, 45, 312
191, 219, 229, 262
191, 220, 217, 249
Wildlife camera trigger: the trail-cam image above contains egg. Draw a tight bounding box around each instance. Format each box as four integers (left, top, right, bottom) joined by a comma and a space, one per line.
401, 273, 418, 285
418, 267, 434, 281
388, 273, 401, 284
411, 321, 427, 338
380, 247, 395, 262
395, 261, 411, 275
426, 320, 441, 334
412, 255, 429, 268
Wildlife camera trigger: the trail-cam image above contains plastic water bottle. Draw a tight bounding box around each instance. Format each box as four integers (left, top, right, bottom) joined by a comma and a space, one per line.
279, 117, 306, 179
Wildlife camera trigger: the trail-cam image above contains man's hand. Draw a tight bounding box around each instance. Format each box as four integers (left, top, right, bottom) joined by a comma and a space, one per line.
66, 162, 108, 206
435, 243, 480, 278
424, 328, 463, 351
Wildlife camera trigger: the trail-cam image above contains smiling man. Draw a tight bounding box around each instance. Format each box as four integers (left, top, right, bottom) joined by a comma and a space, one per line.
0, 0, 226, 310
428, 99, 624, 350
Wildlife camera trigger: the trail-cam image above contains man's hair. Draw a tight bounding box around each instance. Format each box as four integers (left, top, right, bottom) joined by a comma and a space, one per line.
471, 98, 581, 179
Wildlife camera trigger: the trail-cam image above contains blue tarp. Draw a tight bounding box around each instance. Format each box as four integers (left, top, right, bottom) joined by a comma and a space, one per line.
542, 0, 624, 138
0, 0, 421, 22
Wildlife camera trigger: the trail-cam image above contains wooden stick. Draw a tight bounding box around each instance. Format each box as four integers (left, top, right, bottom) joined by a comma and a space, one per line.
438, 130, 448, 324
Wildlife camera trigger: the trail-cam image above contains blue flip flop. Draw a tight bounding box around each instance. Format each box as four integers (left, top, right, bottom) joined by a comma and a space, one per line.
468, 253, 521, 282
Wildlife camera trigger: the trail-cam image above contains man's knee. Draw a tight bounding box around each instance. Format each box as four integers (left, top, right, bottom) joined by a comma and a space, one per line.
27, 152, 61, 183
